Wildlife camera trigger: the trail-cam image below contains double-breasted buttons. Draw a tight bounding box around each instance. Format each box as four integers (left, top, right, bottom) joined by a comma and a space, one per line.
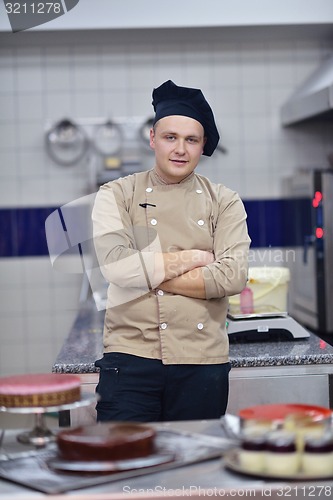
160, 322, 168, 330
195, 188, 204, 226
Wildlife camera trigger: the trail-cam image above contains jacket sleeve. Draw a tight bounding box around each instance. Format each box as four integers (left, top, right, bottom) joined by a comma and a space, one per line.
91, 180, 163, 291
201, 186, 251, 299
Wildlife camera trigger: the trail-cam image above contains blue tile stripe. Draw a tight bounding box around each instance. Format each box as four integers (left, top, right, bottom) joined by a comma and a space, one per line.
244, 198, 312, 248
0, 207, 58, 257
0, 199, 312, 257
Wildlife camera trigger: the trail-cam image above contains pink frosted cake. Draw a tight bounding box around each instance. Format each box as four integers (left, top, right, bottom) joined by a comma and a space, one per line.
0, 373, 81, 408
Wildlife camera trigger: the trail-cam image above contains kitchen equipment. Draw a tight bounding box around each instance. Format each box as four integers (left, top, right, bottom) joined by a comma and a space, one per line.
45, 116, 155, 187
94, 116, 152, 186
139, 117, 154, 152
281, 55, 333, 125
286, 168, 333, 335
227, 310, 310, 341
93, 120, 123, 156
92, 120, 124, 174
45, 119, 89, 166
0, 429, 228, 494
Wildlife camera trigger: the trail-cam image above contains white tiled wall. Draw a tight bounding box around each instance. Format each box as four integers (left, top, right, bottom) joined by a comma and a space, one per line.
0, 29, 332, 376
0, 257, 81, 375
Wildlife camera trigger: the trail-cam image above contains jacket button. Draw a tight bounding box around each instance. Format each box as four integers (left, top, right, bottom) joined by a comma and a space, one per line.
160, 322, 168, 330
146, 187, 153, 193
197, 219, 205, 226
196, 189, 203, 194
157, 289, 164, 296
197, 323, 204, 330
151, 219, 157, 226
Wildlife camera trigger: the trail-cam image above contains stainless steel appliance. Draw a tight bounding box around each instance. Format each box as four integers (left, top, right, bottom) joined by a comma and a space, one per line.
227, 311, 310, 342
286, 168, 333, 334
281, 54, 333, 125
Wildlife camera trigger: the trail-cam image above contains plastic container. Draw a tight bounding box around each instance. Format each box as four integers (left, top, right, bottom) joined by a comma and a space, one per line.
229, 267, 290, 314
240, 287, 254, 314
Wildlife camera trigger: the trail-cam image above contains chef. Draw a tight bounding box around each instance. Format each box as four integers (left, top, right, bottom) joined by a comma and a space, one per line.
92, 80, 251, 422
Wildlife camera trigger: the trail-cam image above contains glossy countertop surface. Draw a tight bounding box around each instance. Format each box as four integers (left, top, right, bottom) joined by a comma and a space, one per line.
52, 299, 333, 374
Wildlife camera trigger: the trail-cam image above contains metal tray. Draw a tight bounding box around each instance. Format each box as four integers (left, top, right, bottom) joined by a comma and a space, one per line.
228, 305, 288, 320
0, 429, 232, 494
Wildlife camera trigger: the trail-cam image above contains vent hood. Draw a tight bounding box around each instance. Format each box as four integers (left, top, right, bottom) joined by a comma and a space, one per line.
281, 55, 333, 126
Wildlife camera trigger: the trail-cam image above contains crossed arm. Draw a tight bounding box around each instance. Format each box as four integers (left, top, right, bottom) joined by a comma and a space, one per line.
92, 182, 250, 303
158, 250, 214, 299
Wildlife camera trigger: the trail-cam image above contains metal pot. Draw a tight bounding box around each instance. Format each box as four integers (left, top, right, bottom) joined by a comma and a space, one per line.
93, 120, 123, 156
45, 119, 89, 166
139, 117, 154, 152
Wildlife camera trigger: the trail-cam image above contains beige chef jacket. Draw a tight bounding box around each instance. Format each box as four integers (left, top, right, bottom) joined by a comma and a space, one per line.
92, 168, 251, 365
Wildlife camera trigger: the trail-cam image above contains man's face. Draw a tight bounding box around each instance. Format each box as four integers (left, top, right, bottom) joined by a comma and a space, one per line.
149, 115, 206, 184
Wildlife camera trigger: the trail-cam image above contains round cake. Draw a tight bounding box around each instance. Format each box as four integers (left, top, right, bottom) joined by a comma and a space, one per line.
0, 373, 81, 408
57, 422, 156, 461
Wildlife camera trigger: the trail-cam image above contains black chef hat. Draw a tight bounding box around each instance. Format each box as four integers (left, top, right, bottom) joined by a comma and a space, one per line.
152, 80, 220, 157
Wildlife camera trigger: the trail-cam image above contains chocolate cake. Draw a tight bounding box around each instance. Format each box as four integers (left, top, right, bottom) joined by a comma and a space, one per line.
57, 422, 156, 461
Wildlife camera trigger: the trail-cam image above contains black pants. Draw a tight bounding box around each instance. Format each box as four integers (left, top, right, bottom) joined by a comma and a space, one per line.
95, 353, 231, 422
